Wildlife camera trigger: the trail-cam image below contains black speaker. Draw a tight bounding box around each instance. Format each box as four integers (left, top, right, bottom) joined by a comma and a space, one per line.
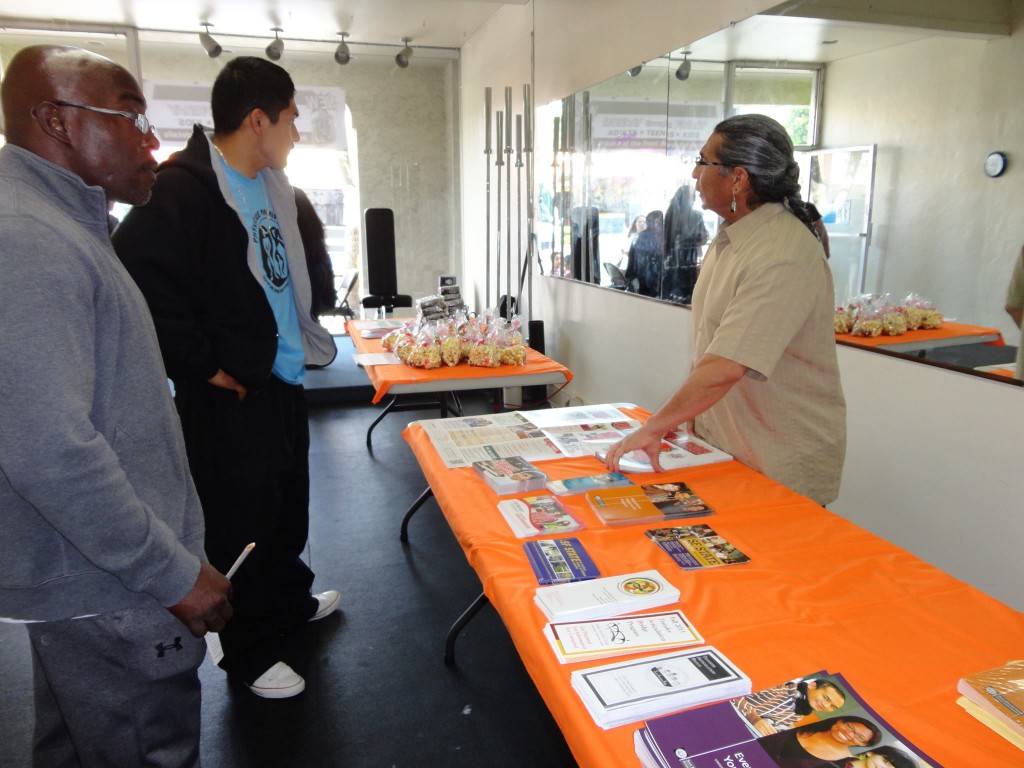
527, 320, 545, 354
524, 320, 547, 405
363, 208, 398, 297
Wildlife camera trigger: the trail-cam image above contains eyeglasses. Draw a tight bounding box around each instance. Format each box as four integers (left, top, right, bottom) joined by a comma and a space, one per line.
49, 100, 153, 135
694, 156, 729, 168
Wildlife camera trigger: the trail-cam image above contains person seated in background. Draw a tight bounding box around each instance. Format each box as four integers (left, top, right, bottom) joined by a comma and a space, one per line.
624, 209, 664, 296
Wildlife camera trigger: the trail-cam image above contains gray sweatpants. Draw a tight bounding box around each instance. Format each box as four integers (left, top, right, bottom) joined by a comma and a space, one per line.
27, 602, 205, 768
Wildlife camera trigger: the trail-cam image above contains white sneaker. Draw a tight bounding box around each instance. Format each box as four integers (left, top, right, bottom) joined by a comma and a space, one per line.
309, 590, 340, 622
247, 662, 305, 699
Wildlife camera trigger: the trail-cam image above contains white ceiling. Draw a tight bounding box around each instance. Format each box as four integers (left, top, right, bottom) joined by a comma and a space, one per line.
0, 1, 1002, 63
0, 0, 528, 50
676, 12, 1004, 65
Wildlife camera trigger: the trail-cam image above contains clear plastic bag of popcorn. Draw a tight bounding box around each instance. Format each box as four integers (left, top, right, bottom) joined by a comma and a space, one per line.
901, 293, 941, 330
381, 327, 409, 352
394, 334, 414, 362
834, 306, 853, 334
881, 309, 908, 335
851, 304, 884, 337
437, 322, 463, 367
497, 315, 526, 365
918, 308, 944, 329
405, 327, 442, 369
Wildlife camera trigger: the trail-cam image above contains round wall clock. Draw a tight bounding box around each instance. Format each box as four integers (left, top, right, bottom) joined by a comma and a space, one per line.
984, 151, 1008, 178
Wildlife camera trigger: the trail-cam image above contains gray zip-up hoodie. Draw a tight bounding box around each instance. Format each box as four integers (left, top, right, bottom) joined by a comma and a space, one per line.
0, 144, 204, 621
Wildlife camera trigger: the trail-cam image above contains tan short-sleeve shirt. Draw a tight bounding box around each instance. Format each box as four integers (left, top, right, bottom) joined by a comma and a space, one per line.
691, 202, 846, 504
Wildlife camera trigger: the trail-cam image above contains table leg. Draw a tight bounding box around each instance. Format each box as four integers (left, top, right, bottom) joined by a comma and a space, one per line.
366, 395, 399, 449
399, 486, 435, 543
444, 592, 490, 666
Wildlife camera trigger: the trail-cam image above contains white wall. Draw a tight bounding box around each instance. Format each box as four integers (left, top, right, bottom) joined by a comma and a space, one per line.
460, 0, 1024, 612
834, 345, 1024, 610
822, 26, 1024, 342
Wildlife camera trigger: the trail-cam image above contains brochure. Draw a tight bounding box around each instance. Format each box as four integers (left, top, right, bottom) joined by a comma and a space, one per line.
571, 646, 751, 730
496, 495, 583, 537
636, 671, 940, 768
645, 524, 750, 569
523, 537, 600, 585
534, 569, 680, 623
472, 456, 549, 494
546, 471, 634, 496
543, 609, 703, 664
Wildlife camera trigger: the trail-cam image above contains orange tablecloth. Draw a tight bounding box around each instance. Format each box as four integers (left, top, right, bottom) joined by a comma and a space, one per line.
346, 321, 573, 403
403, 416, 1024, 767
836, 321, 1004, 349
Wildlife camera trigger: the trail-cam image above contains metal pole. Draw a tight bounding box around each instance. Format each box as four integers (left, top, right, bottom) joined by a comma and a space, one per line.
504, 87, 513, 317
495, 110, 504, 309
551, 116, 559, 278
515, 113, 523, 318
484, 87, 492, 309
524, 83, 534, 321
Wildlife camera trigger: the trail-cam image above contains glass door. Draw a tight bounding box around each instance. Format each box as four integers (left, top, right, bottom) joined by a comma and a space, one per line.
800, 145, 876, 304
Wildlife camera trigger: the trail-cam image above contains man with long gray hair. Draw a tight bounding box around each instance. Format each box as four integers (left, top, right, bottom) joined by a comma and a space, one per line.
606, 114, 845, 506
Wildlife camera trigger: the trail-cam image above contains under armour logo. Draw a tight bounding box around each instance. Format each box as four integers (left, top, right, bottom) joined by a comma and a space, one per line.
155, 637, 184, 658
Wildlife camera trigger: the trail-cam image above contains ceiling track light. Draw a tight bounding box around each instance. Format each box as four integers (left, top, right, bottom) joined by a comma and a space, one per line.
627, 63, 643, 77
675, 51, 692, 81
266, 27, 284, 61
334, 32, 351, 65
199, 22, 222, 58
395, 37, 413, 69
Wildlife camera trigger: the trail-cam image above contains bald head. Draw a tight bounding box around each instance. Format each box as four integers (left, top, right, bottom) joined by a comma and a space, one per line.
3, 46, 112, 146
1, 45, 159, 205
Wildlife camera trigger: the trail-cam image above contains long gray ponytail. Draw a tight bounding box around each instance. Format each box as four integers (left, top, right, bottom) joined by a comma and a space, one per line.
713, 114, 814, 232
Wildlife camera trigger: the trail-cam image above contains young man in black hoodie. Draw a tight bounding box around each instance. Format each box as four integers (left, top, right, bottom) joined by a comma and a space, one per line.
114, 56, 339, 699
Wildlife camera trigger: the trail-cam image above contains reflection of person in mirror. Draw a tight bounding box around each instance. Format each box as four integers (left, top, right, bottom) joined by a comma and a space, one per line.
662, 184, 708, 303
622, 213, 647, 263
805, 202, 831, 259
624, 209, 664, 296
1004, 245, 1024, 379
604, 114, 846, 506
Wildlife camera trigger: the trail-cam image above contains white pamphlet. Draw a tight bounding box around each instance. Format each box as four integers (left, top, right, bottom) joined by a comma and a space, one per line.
534, 569, 679, 623
543, 610, 703, 664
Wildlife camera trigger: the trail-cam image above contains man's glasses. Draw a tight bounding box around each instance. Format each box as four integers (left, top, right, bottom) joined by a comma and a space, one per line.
49, 100, 153, 135
694, 156, 729, 168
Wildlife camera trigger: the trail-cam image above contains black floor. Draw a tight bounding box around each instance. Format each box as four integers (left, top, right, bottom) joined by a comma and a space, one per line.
0, 391, 578, 768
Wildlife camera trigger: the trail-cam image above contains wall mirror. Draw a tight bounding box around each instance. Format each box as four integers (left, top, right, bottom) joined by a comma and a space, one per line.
536, 0, 1023, 384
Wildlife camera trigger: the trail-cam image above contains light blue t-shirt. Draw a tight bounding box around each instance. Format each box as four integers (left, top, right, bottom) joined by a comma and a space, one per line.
220, 161, 306, 385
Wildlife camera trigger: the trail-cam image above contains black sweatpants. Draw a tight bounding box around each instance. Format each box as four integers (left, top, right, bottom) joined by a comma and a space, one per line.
176, 375, 317, 683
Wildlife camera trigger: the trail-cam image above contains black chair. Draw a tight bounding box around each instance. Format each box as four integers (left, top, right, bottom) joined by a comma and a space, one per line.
361, 208, 412, 318
334, 269, 358, 318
